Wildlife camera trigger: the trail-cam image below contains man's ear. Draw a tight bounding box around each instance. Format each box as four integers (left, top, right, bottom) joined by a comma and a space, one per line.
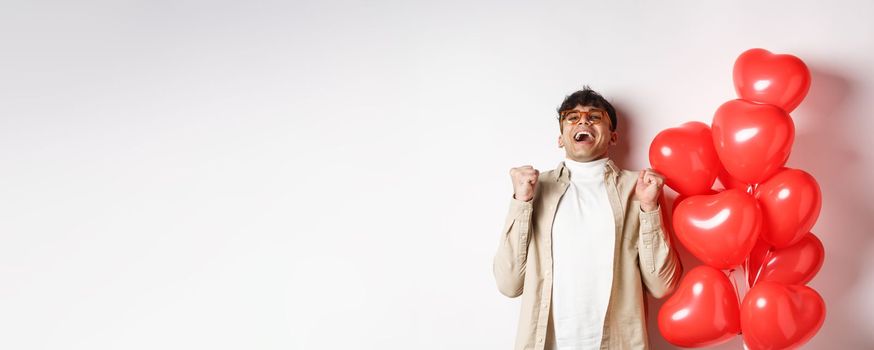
558, 135, 564, 148
610, 131, 619, 145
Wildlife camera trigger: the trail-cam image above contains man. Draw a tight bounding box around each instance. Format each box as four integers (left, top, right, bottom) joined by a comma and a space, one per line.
493, 87, 682, 350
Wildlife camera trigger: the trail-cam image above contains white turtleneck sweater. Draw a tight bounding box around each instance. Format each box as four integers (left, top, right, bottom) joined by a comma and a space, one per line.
546, 158, 616, 350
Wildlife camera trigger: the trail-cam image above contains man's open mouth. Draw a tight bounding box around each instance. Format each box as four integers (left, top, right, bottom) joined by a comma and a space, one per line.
574, 131, 594, 142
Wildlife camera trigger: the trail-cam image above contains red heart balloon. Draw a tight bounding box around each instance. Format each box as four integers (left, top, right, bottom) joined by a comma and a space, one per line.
746, 238, 771, 287
712, 99, 795, 185
673, 189, 762, 269
754, 168, 822, 248
733, 48, 811, 113
671, 195, 688, 215
748, 232, 824, 286
717, 163, 748, 191
671, 189, 718, 216
649, 122, 721, 196
741, 282, 825, 350
658, 266, 741, 348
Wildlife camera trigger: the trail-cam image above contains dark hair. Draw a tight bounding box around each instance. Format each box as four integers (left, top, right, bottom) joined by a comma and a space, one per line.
557, 86, 617, 131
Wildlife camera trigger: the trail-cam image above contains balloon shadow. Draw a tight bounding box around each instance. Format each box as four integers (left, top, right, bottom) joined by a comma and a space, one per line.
786, 64, 874, 349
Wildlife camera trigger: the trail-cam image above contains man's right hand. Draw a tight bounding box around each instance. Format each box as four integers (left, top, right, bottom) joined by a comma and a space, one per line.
510, 165, 539, 202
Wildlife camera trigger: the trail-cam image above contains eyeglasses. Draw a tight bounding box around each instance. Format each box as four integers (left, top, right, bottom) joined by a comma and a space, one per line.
559, 109, 609, 126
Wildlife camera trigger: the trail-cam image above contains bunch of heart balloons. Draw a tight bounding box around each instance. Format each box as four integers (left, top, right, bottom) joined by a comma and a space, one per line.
650, 48, 826, 350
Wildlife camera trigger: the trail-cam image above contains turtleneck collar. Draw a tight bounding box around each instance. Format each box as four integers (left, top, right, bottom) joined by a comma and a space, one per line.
563, 157, 609, 181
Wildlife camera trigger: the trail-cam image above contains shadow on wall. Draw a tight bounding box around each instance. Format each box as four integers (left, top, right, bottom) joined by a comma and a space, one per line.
636, 65, 874, 349
788, 64, 874, 349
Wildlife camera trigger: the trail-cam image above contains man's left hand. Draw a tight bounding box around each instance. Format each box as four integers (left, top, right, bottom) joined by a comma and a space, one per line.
635, 168, 665, 212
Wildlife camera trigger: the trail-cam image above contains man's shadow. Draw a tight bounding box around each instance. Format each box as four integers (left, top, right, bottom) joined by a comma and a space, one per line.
607, 104, 633, 168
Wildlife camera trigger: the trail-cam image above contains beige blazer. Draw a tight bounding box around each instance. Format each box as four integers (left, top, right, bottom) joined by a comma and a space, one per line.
493, 159, 683, 350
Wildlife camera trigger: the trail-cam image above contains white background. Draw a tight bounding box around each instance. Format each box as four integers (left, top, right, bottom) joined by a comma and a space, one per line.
1, 0, 873, 349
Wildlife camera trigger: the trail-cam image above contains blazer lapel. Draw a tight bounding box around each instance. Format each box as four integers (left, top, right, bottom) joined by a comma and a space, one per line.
536, 162, 570, 242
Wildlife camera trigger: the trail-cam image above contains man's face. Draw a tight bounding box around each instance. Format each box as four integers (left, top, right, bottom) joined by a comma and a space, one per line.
558, 104, 618, 162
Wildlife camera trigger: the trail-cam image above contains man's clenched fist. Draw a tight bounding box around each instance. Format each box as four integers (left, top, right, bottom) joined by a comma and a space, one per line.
634, 168, 665, 212
510, 165, 539, 202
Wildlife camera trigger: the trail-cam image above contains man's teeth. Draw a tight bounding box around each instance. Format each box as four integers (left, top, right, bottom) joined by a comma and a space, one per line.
574, 132, 592, 141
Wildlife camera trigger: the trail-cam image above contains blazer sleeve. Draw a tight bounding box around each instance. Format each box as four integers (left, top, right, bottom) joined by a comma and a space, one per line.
492, 197, 534, 298
636, 202, 683, 299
